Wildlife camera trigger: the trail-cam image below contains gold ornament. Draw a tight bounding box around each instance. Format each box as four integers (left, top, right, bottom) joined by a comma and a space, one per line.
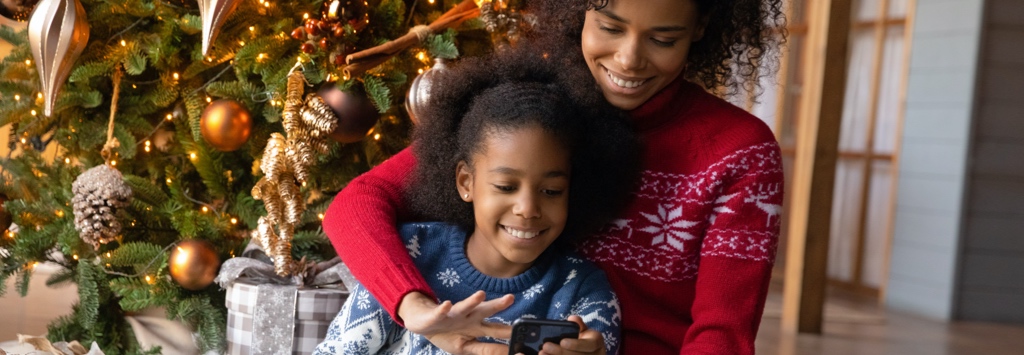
250, 69, 345, 276
406, 58, 448, 125
169, 239, 221, 290
0, 0, 41, 22
198, 0, 243, 55
28, 0, 89, 117
200, 99, 253, 152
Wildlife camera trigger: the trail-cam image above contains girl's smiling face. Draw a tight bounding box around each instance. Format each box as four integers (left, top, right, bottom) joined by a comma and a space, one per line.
457, 124, 571, 278
581, 0, 707, 110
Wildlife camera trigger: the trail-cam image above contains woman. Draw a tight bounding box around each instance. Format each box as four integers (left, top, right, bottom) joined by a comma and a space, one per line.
323, 0, 785, 354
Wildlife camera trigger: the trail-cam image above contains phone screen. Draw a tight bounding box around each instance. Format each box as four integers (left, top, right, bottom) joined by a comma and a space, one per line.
508, 319, 580, 355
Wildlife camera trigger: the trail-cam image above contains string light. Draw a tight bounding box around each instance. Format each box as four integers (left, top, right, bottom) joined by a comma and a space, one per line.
172, 72, 180, 80
249, 26, 256, 32
20, 137, 26, 144
166, 178, 172, 184
30, 110, 37, 116
263, 1, 270, 7
205, 97, 213, 103
238, 41, 245, 46
106, 252, 112, 258
36, 93, 43, 100
72, 254, 79, 260
257, 53, 267, 61
64, 157, 71, 164
318, 213, 325, 220
230, 218, 238, 225
14, 94, 20, 101
110, 160, 118, 167
201, 206, 209, 213
120, 40, 127, 47
56, 210, 64, 217
303, 13, 309, 19
428, 0, 435, 4
166, 113, 173, 121
416, 51, 428, 62
189, 152, 197, 160
145, 275, 153, 284
418, 68, 424, 74
374, 133, 381, 141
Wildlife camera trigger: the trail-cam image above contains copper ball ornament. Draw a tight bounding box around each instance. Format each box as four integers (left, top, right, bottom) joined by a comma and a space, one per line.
200, 99, 253, 152
0, 0, 40, 22
169, 240, 220, 290
318, 83, 379, 143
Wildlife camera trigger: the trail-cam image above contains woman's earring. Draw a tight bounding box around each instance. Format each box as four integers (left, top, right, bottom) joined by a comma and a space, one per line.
463, 194, 469, 200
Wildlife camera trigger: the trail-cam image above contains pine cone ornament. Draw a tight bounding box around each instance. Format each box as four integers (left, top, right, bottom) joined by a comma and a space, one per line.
72, 164, 132, 249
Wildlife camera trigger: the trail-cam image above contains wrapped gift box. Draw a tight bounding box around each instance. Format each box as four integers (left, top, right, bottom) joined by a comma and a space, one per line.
225, 278, 348, 355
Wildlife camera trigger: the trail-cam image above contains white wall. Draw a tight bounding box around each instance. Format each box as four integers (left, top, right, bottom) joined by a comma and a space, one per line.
886, 0, 985, 320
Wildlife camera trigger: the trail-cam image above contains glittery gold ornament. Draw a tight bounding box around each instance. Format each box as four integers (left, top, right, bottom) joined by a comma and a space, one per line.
406, 58, 448, 125
0, 0, 40, 22
250, 69, 342, 276
200, 99, 253, 152
198, 0, 243, 55
169, 239, 221, 290
317, 83, 378, 143
28, 0, 89, 117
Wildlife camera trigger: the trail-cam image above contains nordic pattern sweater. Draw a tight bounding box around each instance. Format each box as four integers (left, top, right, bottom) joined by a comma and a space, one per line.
323, 77, 783, 355
313, 222, 621, 355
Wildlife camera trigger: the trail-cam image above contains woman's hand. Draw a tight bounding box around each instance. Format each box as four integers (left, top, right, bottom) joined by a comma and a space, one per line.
536, 315, 606, 355
398, 290, 515, 355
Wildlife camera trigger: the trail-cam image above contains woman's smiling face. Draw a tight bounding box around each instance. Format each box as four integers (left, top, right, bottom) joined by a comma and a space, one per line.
581, 0, 706, 110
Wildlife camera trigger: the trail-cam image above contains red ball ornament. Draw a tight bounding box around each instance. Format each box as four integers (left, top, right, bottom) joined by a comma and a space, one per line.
319, 37, 330, 50
305, 20, 321, 37
317, 83, 379, 143
290, 27, 305, 40
200, 99, 253, 152
169, 240, 220, 290
301, 43, 316, 54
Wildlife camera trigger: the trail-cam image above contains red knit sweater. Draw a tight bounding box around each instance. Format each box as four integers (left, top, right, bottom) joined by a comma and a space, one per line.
323, 77, 782, 355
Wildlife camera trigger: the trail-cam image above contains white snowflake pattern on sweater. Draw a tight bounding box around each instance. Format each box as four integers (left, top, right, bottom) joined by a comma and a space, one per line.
437, 268, 460, 287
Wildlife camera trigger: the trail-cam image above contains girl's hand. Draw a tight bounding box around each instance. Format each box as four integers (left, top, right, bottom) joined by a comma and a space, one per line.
537, 315, 606, 355
399, 290, 515, 355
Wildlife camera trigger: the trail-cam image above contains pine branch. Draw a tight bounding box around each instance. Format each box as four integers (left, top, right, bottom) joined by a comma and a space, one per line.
123, 174, 170, 206
362, 75, 392, 113
426, 29, 460, 59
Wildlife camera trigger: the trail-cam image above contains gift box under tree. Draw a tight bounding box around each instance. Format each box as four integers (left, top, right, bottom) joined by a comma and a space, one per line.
216, 249, 356, 355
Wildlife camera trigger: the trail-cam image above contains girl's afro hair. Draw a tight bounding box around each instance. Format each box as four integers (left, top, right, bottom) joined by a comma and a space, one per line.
406, 44, 641, 244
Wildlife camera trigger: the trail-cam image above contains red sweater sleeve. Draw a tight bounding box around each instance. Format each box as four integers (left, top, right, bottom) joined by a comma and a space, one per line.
681, 142, 782, 355
322, 147, 436, 323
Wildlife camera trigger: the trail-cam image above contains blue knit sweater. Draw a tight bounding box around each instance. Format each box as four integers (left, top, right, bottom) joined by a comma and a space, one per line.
314, 222, 622, 354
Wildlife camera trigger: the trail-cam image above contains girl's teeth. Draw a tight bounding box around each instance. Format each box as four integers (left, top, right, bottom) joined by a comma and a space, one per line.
505, 226, 539, 239
609, 73, 644, 88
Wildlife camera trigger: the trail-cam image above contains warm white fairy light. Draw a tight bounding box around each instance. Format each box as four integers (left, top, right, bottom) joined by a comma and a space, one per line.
166, 113, 173, 121
190, 152, 198, 160
201, 206, 209, 213
230, 218, 238, 225
120, 40, 127, 47
172, 72, 180, 80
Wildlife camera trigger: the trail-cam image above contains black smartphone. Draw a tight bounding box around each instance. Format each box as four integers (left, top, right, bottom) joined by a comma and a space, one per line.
508, 318, 580, 355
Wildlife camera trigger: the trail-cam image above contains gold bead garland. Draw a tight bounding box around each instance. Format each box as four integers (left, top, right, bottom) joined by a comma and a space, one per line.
251, 69, 342, 276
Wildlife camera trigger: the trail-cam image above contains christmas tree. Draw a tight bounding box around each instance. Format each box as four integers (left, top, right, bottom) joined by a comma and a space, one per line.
0, 0, 526, 353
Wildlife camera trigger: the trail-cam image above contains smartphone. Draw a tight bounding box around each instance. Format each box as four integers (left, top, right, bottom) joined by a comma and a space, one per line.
508, 318, 580, 355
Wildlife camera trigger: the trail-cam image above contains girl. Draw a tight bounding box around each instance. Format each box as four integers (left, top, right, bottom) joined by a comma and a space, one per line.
324, 0, 786, 354
314, 47, 640, 355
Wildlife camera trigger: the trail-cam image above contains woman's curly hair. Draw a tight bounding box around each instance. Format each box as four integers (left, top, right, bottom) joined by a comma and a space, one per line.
526, 0, 786, 97
406, 45, 641, 245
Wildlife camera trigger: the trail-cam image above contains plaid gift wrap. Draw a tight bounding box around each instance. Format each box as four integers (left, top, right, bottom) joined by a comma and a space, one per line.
226, 278, 348, 355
